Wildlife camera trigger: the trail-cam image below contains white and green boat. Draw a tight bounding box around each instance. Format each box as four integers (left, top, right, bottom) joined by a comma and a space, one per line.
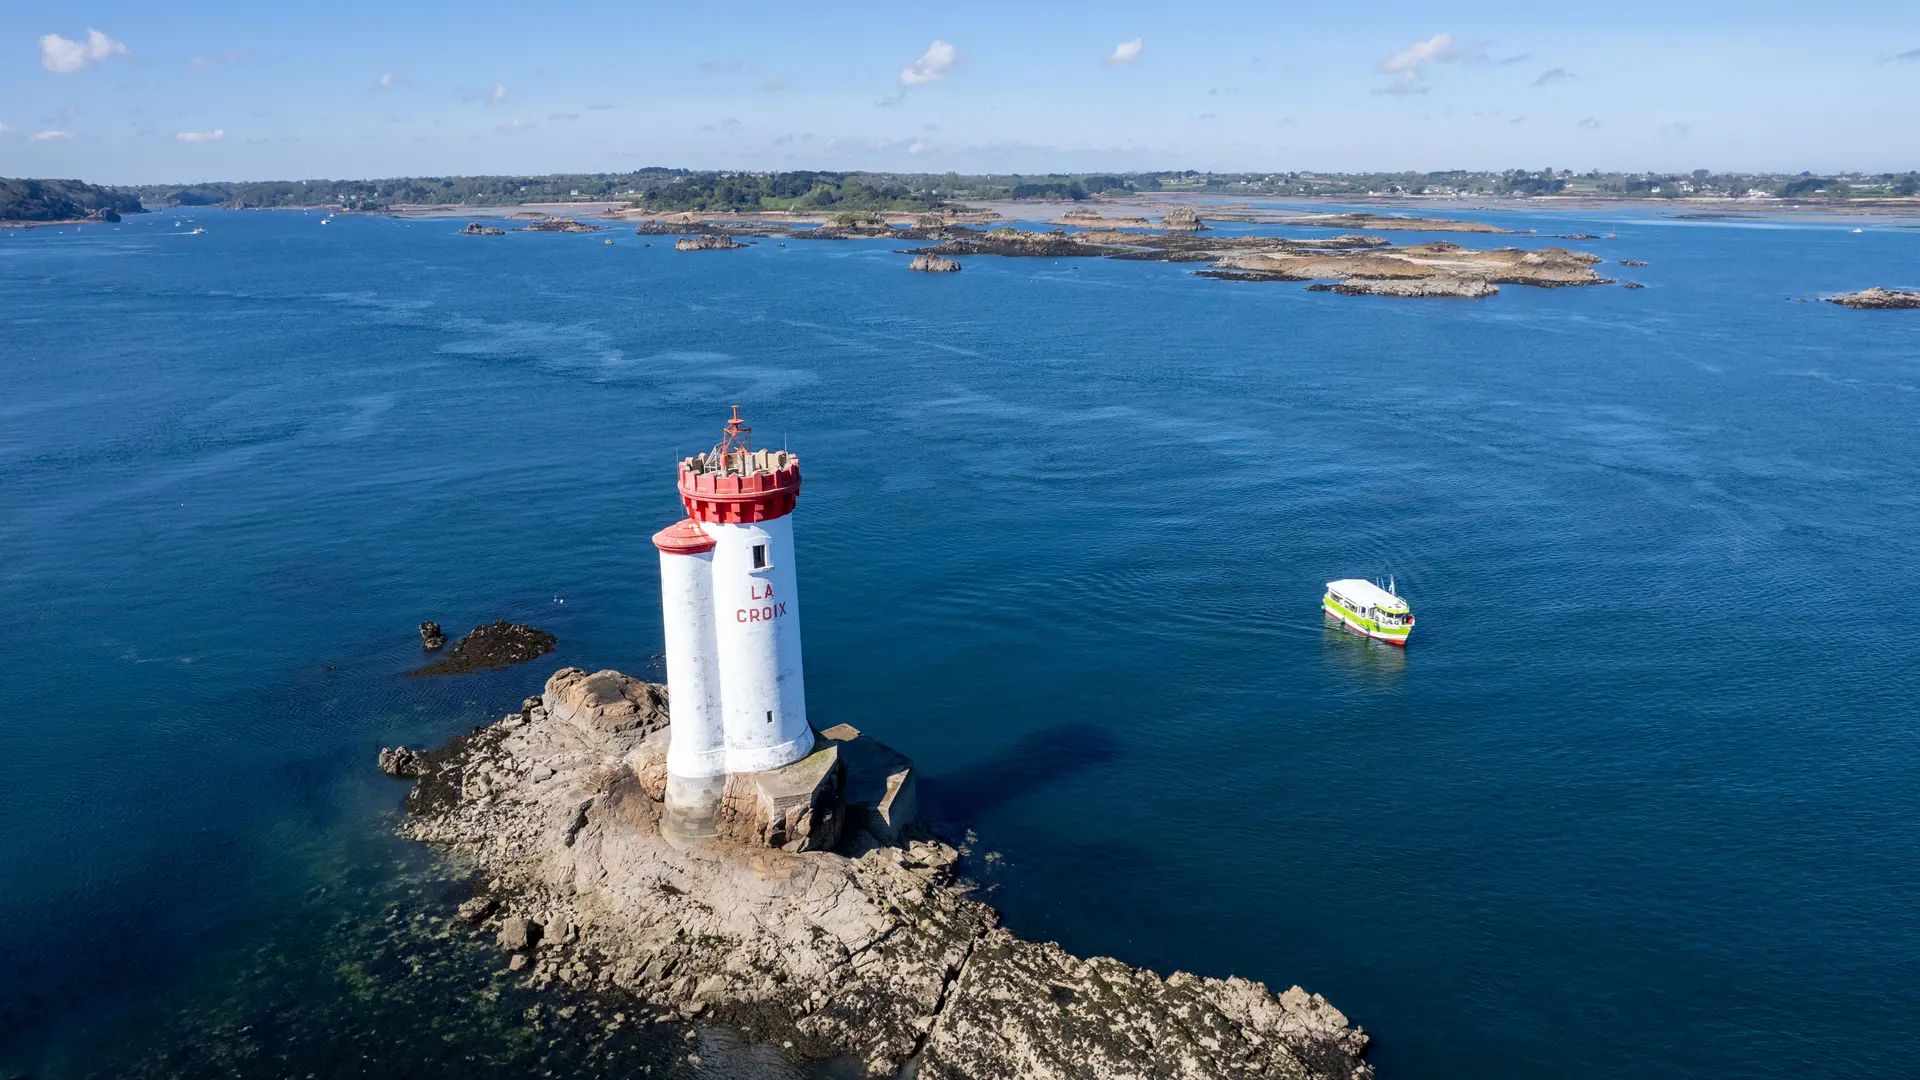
1323, 577, 1414, 646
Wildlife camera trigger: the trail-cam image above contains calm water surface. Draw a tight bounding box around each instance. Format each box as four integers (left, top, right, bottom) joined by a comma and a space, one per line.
2, 206, 1917, 1078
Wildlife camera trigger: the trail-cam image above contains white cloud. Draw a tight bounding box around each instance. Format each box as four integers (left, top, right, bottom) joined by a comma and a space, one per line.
40, 28, 128, 73
31, 130, 74, 141
379, 72, 396, 87
0, 123, 10, 137
1577, 116, 1602, 130
1378, 32, 1485, 94
1534, 67, 1574, 86
488, 82, 507, 105
494, 116, 535, 135
1107, 38, 1143, 67
900, 40, 957, 87
176, 129, 227, 143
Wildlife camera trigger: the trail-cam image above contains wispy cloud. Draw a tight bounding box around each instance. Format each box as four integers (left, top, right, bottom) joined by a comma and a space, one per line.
379, 72, 397, 88
1660, 121, 1694, 137
461, 83, 508, 105
187, 50, 247, 72
1378, 32, 1485, 94
547, 111, 579, 122
30, 129, 74, 141
1894, 46, 1920, 61
493, 116, 535, 135
1107, 38, 1143, 67
1534, 67, 1574, 85
1577, 116, 1602, 130
0, 123, 11, 137
1498, 53, 1532, 66
900, 40, 958, 87
762, 76, 789, 92
698, 59, 750, 74
175, 129, 227, 143
39, 29, 128, 74
701, 117, 744, 132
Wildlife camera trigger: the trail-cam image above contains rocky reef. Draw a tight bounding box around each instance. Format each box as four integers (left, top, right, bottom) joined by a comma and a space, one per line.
460, 222, 506, 236
1207, 241, 1611, 291
420, 621, 448, 649
674, 233, 745, 251
408, 621, 557, 676
909, 253, 962, 273
389, 666, 1374, 1080
1826, 287, 1920, 309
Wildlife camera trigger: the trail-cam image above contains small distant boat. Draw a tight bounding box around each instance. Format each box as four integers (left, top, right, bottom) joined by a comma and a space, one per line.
604, 238, 615, 245
1324, 577, 1414, 646
321, 217, 333, 225
188, 227, 206, 235
1851, 228, 1863, 234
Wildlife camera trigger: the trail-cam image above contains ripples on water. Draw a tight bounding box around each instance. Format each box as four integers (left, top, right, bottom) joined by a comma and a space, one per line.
1, 208, 1916, 1078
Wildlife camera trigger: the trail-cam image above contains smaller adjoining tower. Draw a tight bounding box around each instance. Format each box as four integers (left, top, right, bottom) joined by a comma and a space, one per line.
652, 408, 813, 835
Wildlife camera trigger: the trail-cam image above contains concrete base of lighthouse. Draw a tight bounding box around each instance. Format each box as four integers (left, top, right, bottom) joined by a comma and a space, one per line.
659, 772, 726, 850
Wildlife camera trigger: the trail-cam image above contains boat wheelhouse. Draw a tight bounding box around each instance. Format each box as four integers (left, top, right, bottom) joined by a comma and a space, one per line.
1323, 578, 1414, 646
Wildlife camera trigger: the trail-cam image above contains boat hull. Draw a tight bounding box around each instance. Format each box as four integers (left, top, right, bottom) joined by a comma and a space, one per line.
1323, 597, 1411, 646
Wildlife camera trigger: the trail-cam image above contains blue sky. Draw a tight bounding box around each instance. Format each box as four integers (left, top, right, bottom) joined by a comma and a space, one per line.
2, 1, 1917, 183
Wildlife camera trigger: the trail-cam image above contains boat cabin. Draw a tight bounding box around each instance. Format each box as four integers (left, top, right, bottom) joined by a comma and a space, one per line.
1326, 578, 1412, 628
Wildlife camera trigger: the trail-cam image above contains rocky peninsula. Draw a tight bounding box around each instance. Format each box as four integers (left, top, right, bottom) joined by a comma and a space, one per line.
387, 667, 1374, 1080
1826, 287, 1920, 309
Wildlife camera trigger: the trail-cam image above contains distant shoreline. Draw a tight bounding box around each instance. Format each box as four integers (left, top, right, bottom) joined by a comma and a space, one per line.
153, 192, 1920, 224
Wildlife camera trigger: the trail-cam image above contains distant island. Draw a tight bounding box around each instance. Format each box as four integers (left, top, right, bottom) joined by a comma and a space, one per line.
0, 177, 146, 225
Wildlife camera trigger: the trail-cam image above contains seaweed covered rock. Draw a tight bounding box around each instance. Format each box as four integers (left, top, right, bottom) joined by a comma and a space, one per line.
408, 621, 556, 676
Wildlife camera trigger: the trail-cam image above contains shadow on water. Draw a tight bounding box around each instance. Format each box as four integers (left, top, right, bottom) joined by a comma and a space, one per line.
917, 722, 1124, 823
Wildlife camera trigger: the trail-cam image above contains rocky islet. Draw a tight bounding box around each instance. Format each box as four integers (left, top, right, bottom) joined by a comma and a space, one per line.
387, 666, 1375, 1079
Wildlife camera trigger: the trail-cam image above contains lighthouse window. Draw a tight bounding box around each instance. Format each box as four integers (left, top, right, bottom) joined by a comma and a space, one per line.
765, 710, 774, 724
751, 543, 769, 570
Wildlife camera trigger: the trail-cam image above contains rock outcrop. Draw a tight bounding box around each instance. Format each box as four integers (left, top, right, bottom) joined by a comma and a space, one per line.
460, 222, 505, 236
408, 621, 557, 676
520, 217, 599, 233
419, 621, 448, 649
1161, 206, 1207, 231
378, 746, 426, 778
1307, 277, 1498, 298
674, 233, 744, 251
391, 668, 1373, 1080
909, 253, 962, 272
1826, 287, 1920, 309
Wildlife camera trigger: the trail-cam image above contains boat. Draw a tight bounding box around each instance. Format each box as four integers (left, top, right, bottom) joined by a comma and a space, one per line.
1323, 577, 1414, 646
188, 227, 206, 235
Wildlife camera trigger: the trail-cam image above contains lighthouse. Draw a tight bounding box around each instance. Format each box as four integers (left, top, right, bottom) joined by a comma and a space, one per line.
651, 408, 813, 826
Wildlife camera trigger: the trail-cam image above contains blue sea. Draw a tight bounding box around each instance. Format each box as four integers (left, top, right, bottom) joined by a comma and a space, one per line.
2, 205, 1917, 1078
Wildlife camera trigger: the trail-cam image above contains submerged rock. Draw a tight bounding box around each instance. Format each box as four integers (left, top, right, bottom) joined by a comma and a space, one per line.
408, 621, 556, 676
392, 667, 1373, 1080
1826, 287, 1920, 309
909, 253, 962, 272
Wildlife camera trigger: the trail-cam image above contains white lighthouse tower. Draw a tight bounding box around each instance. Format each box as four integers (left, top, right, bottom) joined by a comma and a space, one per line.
652, 408, 813, 828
